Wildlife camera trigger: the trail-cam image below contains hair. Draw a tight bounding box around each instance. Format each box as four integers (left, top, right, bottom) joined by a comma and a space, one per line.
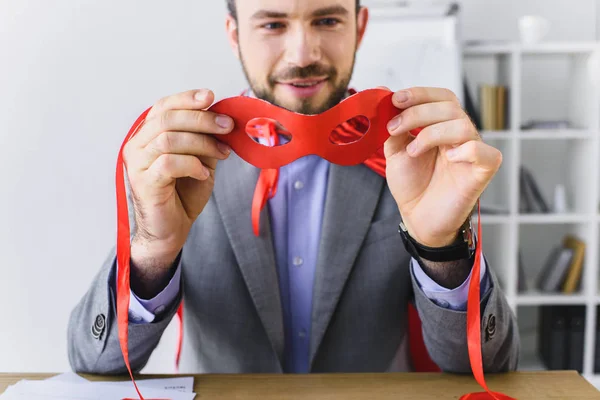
226, 0, 361, 20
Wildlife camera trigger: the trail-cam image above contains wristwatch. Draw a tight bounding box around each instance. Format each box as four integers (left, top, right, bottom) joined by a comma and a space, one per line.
398, 216, 475, 262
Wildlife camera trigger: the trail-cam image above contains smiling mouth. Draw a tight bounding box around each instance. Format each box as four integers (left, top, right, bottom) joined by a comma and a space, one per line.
280, 78, 328, 88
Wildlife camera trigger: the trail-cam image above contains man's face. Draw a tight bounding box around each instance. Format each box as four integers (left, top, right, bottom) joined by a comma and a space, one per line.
227, 0, 368, 115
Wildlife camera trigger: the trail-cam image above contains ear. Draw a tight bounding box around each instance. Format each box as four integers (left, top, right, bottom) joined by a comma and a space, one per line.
355, 7, 369, 50
225, 14, 240, 59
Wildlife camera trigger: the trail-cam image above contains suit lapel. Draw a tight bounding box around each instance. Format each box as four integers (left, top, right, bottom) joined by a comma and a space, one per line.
309, 163, 385, 367
213, 153, 285, 366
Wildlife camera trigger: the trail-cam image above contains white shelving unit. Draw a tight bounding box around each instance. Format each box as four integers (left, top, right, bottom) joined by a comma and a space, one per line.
463, 42, 600, 387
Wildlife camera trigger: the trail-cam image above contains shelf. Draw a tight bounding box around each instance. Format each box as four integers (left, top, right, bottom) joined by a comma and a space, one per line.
517, 292, 586, 305
463, 41, 600, 55
479, 129, 597, 140
520, 42, 600, 55
463, 42, 516, 55
473, 214, 511, 224
518, 214, 591, 224
480, 130, 512, 140
465, 38, 600, 380
518, 129, 596, 140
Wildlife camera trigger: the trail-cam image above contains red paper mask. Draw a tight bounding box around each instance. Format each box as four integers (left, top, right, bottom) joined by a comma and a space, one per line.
207, 88, 400, 169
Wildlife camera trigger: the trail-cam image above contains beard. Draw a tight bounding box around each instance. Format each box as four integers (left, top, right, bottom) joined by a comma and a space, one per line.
239, 51, 354, 115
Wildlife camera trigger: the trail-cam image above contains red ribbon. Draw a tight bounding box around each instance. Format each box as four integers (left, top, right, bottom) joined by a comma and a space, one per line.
115, 90, 516, 400
116, 107, 168, 400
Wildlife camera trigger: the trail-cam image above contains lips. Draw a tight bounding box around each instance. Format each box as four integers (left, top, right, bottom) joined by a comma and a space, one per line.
279, 78, 328, 87
291, 80, 326, 88
277, 78, 329, 98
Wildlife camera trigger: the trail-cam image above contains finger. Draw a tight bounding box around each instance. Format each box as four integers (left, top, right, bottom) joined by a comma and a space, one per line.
140, 131, 231, 169
391, 87, 459, 109
147, 154, 211, 188
446, 140, 503, 173
146, 89, 215, 120
133, 109, 234, 148
387, 101, 465, 137
405, 118, 478, 157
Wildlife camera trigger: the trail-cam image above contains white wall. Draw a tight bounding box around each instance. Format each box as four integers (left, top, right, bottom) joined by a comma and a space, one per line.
0, 0, 598, 375
459, 0, 597, 42
597, 0, 600, 39
0, 0, 245, 373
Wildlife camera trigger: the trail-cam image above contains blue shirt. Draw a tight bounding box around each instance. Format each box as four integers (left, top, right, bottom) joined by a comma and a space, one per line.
267, 153, 329, 372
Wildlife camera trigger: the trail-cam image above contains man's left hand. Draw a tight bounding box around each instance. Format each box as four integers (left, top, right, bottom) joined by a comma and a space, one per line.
384, 87, 502, 248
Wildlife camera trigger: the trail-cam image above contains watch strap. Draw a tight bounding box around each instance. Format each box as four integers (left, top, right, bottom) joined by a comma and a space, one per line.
399, 218, 475, 262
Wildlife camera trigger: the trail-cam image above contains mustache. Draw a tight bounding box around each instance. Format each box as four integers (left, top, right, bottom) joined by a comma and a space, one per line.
270, 64, 336, 83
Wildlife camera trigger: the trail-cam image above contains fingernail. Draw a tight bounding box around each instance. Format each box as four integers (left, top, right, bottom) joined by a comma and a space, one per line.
387, 117, 401, 132
216, 115, 233, 129
195, 90, 208, 102
406, 140, 417, 155
446, 148, 457, 159
394, 90, 410, 103
217, 141, 230, 155
202, 166, 211, 178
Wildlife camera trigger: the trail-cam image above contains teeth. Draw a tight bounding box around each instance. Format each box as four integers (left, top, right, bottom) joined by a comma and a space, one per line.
292, 82, 318, 87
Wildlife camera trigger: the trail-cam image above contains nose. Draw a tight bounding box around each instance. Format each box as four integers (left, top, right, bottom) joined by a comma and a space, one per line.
283, 25, 321, 68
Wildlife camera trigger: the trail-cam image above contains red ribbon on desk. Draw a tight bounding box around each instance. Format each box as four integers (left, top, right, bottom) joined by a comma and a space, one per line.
115, 88, 516, 400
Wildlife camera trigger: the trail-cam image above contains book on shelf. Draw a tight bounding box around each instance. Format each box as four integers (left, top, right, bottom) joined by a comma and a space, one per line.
463, 77, 482, 130
538, 305, 585, 373
521, 120, 573, 130
595, 309, 600, 373
532, 234, 585, 294
519, 166, 550, 213
561, 235, 585, 293
535, 246, 574, 292
479, 84, 508, 131
518, 251, 527, 293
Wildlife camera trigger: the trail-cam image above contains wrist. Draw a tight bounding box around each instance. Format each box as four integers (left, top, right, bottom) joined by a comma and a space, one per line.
399, 217, 475, 263
130, 238, 181, 299
399, 219, 457, 248
131, 236, 181, 268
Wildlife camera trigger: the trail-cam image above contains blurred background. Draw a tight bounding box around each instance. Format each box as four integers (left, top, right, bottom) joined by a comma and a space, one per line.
1, 0, 599, 388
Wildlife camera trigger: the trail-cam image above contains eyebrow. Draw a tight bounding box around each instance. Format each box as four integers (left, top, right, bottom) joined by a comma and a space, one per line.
251, 5, 350, 20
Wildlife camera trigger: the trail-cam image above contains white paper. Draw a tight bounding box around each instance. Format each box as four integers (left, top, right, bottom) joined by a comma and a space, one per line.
93, 377, 194, 392
0, 378, 196, 400
45, 372, 89, 384
43, 373, 193, 392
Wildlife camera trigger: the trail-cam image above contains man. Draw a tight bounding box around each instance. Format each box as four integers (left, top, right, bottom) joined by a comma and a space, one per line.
68, 0, 519, 374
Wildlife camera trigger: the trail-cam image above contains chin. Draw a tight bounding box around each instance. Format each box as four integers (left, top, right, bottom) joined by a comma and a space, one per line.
276, 89, 332, 114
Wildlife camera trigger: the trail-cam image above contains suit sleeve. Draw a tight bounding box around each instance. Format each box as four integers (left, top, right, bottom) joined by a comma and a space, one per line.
67, 247, 183, 374
410, 254, 520, 374
412, 253, 491, 311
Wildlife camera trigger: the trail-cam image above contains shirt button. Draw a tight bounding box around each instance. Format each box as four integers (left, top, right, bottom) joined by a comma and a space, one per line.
293, 256, 303, 266
298, 330, 307, 338
154, 305, 166, 315
129, 312, 142, 322
294, 180, 304, 190
436, 300, 450, 308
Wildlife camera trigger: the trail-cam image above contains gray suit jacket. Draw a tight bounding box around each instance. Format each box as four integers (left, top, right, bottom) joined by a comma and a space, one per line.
67, 152, 520, 374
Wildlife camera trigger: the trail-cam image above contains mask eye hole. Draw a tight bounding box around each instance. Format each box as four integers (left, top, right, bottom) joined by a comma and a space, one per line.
328, 115, 370, 145
246, 118, 292, 147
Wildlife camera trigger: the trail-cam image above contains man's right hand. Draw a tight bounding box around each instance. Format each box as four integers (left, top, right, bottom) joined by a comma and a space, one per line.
122, 89, 233, 298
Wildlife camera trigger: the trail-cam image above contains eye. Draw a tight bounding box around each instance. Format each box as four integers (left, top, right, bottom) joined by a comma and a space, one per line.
315, 18, 340, 27
262, 21, 286, 30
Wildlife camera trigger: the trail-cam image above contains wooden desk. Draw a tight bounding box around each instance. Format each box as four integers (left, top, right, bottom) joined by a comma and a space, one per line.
1, 371, 599, 399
